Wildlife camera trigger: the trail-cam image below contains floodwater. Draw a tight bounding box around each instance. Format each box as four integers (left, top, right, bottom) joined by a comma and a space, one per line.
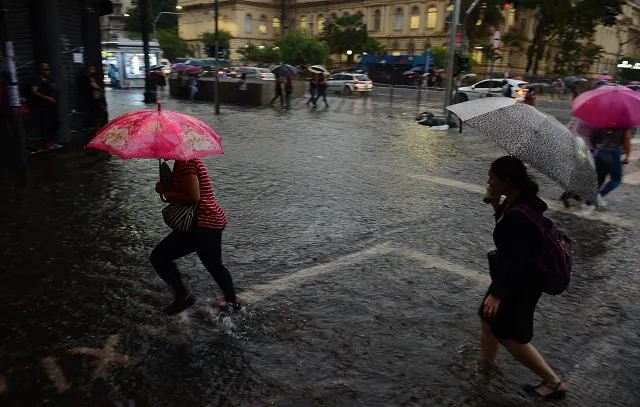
1, 90, 639, 406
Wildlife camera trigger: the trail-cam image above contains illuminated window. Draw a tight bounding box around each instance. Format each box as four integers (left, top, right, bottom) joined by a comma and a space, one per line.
427, 7, 437, 29
395, 8, 404, 30
259, 15, 267, 34
410, 7, 420, 29
374, 10, 381, 31
447, 4, 454, 12
245, 14, 252, 33
318, 15, 325, 33
273, 17, 280, 35
508, 9, 516, 27
300, 16, 307, 30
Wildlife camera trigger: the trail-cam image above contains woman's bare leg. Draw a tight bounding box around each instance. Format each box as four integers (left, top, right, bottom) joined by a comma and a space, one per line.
500, 339, 567, 396
481, 321, 500, 364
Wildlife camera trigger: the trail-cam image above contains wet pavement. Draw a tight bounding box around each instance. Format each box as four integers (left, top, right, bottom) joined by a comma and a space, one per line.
1, 89, 639, 406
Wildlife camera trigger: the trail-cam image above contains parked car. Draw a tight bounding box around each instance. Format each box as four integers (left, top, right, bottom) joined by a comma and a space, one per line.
457, 79, 529, 102
326, 73, 373, 95
230, 66, 276, 80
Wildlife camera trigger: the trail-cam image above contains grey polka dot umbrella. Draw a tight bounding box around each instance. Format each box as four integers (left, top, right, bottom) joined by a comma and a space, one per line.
447, 97, 598, 203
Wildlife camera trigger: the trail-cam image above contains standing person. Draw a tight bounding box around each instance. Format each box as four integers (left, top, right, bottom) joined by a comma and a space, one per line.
30, 63, 61, 150
481, 156, 567, 400
151, 159, 239, 314
157, 70, 167, 92
284, 76, 293, 108
190, 73, 199, 101
306, 75, 318, 106
77, 64, 105, 131
315, 75, 329, 108
108, 64, 120, 89
270, 77, 284, 107
501, 79, 512, 98
592, 127, 633, 207
238, 73, 248, 105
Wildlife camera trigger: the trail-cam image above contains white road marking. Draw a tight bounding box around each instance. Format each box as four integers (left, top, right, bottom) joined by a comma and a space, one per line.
68, 335, 139, 380
41, 357, 70, 394
405, 172, 639, 228
241, 242, 395, 303
392, 246, 489, 284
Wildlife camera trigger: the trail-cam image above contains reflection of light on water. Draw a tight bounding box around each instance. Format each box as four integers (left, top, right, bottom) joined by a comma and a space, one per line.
391, 122, 461, 169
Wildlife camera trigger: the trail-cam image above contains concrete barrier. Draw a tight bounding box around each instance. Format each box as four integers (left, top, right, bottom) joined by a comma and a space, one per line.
169, 78, 306, 106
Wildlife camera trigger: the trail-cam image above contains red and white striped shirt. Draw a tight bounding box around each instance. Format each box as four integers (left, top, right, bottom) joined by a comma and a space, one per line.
172, 159, 227, 229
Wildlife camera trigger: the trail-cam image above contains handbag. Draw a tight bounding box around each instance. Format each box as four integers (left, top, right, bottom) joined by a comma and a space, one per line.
161, 161, 200, 232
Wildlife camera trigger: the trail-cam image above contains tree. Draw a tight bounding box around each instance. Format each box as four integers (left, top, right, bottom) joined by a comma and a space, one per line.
460, 0, 504, 53
200, 30, 233, 51
275, 30, 330, 66
125, 0, 181, 35
319, 13, 368, 64
236, 43, 280, 64
423, 46, 447, 69
157, 29, 191, 61
363, 38, 386, 55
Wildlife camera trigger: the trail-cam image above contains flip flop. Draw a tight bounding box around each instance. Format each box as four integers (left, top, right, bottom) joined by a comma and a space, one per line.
524, 381, 567, 400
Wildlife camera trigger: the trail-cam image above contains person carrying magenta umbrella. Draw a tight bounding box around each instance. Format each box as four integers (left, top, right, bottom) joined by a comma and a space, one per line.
572, 86, 637, 208
86, 104, 240, 314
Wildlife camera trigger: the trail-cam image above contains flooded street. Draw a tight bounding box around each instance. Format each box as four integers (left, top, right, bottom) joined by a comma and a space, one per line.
1, 90, 639, 406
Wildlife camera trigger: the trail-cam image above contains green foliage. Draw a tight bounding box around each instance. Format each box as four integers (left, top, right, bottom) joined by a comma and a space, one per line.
236, 43, 280, 64
125, 0, 180, 35
461, 0, 504, 52
319, 12, 368, 63
423, 46, 447, 69
199, 30, 233, 51
553, 39, 603, 75
273, 30, 330, 66
157, 29, 191, 61
363, 38, 386, 55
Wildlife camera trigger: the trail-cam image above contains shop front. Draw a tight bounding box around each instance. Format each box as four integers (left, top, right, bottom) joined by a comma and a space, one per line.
101, 37, 161, 89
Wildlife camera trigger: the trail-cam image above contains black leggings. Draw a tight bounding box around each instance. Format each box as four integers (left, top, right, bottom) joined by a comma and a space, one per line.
150, 227, 236, 302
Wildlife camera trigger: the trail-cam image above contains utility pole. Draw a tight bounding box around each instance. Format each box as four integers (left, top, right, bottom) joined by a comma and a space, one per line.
0, 0, 29, 187
444, 0, 461, 111
214, 0, 220, 114
281, 0, 286, 36
140, 0, 156, 103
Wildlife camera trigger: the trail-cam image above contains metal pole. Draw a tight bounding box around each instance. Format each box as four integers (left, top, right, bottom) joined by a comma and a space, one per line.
489, 52, 495, 94
140, 0, 156, 103
0, 0, 29, 187
214, 0, 220, 114
461, 0, 481, 53
444, 0, 461, 111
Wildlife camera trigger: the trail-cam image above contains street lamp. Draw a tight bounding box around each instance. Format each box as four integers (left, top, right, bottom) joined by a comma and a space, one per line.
152, 11, 185, 39
123, 13, 130, 17
346, 49, 353, 55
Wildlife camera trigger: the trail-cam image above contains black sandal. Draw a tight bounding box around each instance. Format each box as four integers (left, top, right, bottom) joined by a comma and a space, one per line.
524, 381, 567, 400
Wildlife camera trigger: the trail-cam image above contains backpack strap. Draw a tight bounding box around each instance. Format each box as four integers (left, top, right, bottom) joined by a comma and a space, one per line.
505, 204, 545, 236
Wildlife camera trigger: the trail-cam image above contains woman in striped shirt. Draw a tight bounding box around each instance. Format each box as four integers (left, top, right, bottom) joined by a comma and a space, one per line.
151, 158, 238, 314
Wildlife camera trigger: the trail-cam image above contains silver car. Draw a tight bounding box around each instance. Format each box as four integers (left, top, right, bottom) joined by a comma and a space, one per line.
233, 66, 276, 80
457, 79, 529, 102
326, 73, 373, 96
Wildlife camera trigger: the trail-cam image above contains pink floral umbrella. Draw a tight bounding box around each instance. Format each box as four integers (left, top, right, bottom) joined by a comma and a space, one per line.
572, 85, 640, 128
86, 104, 223, 160
595, 74, 613, 81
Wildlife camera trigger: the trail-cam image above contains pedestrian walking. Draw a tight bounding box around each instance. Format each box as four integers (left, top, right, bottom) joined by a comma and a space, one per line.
78, 64, 106, 131
30, 63, 61, 150
592, 127, 633, 207
270, 77, 284, 106
285, 77, 293, 108
306, 76, 318, 106
315, 76, 329, 108
238, 73, 248, 105
190, 73, 199, 101
151, 158, 239, 314
481, 156, 567, 400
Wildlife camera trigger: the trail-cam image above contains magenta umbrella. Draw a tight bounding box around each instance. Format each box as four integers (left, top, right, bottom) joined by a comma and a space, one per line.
172, 63, 190, 72
572, 85, 640, 128
629, 81, 640, 85
595, 74, 613, 81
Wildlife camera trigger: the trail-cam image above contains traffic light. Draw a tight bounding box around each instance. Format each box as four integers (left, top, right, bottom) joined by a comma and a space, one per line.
504, 1, 517, 8
454, 53, 470, 76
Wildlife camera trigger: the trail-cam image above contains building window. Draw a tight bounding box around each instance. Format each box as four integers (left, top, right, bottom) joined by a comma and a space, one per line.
508, 9, 516, 27
427, 7, 437, 29
374, 10, 381, 31
259, 15, 267, 33
273, 17, 281, 35
245, 14, 252, 33
410, 7, 420, 29
300, 16, 307, 30
395, 8, 404, 30
446, 4, 454, 12
407, 41, 415, 55
318, 15, 325, 33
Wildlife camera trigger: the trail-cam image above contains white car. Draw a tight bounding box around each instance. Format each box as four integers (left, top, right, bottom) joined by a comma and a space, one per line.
457, 79, 529, 102
326, 73, 373, 95
233, 66, 276, 80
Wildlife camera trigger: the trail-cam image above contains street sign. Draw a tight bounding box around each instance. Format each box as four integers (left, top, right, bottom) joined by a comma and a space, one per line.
493, 29, 501, 50
455, 33, 462, 47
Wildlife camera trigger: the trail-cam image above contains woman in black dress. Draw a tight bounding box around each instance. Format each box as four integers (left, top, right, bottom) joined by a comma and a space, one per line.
481, 156, 567, 400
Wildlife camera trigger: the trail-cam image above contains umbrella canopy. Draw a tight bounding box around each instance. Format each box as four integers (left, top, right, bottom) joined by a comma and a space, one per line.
184, 66, 202, 74
150, 64, 164, 71
172, 63, 190, 72
308, 65, 329, 75
565, 76, 586, 85
572, 85, 640, 128
446, 98, 598, 203
86, 104, 223, 160
629, 81, 640, 85
596, 75, 613, 81
184, 59, 205, 67
271, 64, 297, 77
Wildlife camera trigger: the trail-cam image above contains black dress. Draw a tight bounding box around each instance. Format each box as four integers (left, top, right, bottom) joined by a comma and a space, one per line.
479, 193, 546, 344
